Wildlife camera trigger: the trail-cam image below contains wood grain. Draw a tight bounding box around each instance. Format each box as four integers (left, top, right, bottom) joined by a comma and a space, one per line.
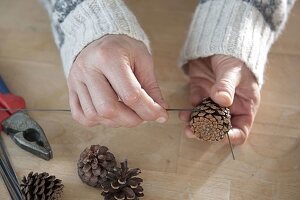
0, 0, 299, 199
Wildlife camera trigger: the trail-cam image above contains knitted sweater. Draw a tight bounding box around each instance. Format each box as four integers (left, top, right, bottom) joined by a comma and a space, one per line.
41, 0, 295, 86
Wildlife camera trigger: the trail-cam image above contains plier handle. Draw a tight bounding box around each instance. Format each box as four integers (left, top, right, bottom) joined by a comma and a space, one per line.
0, 76, 52, 160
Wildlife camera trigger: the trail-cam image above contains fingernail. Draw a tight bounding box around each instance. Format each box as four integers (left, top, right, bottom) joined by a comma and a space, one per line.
156, 117, 167, 123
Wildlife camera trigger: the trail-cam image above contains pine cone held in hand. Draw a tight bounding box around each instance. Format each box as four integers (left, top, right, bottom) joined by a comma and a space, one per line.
101, 160, 144, 200
190, 97, 232, 141
77, 145, 117, 188
20, 171, 64, 200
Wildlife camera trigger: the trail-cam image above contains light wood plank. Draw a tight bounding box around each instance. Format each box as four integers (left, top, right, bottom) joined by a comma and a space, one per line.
0, 0, 299, 199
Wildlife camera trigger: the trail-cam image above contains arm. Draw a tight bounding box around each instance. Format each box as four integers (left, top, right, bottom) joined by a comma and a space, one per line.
179, 0, 296, 144
180, 0, 295, 86
40, 0, 168, 127
40, 0, 150, 76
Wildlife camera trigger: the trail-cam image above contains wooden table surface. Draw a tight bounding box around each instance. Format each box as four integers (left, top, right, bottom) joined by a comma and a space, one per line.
1, 0, 300, 199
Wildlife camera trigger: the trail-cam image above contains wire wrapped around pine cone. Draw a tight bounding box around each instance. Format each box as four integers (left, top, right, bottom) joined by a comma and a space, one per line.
20, 171, 64, 200
101, 160, 144, 200
190, 97, 232, 141
77, 145, 117, 188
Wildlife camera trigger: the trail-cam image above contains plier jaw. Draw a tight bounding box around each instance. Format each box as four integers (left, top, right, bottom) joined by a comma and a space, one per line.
0, 76, 53, 160
2, 111, 53, 160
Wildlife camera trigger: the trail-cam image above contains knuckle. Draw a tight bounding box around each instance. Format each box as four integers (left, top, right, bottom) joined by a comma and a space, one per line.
122, 89, 142, 106
96, 46, 112, 60
83, 109, 98, 121
96, 103, 117, 119
96, 43, 122, 61
217, 79, 235, 93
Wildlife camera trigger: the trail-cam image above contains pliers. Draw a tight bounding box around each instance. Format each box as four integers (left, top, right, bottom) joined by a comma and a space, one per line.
0, 76, 52, 160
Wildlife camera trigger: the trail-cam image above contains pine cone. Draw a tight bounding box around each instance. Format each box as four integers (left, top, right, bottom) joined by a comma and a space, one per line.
101, 160, 144, 200
77, 145, 117, 188
190, 97, 232, 141
20, 171, 64, 200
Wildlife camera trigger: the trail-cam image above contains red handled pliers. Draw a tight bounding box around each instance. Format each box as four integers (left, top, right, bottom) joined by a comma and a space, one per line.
0, 76, 52, 160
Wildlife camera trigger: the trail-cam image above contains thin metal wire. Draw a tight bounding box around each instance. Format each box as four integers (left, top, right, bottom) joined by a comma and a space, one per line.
0, 108, 197, 112
0, 108, 71, 112
166, 108, 195, 112
227, 133, 235, 160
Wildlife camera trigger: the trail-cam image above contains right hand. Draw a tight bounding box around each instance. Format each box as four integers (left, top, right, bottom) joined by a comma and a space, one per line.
178, 55, 261, 144
67, 35, 168, 127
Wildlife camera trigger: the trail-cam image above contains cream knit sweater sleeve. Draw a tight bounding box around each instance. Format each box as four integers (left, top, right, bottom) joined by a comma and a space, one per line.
41, 0, 295, 86
180, 0, 295, 86
40, 0, 149, 77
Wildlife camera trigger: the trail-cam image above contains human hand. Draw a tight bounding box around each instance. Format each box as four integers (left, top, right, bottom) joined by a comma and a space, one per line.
67, 35, 168, 127
179, 55, 260, 144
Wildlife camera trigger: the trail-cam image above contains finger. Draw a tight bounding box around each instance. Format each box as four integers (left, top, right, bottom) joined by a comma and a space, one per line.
190, 79, 211, 106
75, 82, 118, 127
85, 73, 143, 127
210, 55, 243, 107
102, 59, 168, 123
179, 60, 212, 125
179, 111, 191, 122
69, 89, 85, 124
224, 89, 260, 144
225, 115, 252, 145
188, 60, 213, 106
183, 78, 210, 122
69, 89, 98, 127
134, 51, 168, 109
184, 126, 197, 139
227, 128, 248, 145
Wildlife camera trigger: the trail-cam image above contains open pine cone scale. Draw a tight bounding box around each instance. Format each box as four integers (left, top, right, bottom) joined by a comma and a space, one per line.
20, 172, 64, 200
101, 160, 144, 200
78, 145, 117, 188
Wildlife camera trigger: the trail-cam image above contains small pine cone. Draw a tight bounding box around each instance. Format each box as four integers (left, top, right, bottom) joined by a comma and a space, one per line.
20, 171, 64, 200
101, 160, 144, 200
77, 145, 117, 188
190, 97, 232, 141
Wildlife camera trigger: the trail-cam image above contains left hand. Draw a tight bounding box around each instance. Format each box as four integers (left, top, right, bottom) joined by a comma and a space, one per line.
179, 55, 261, 145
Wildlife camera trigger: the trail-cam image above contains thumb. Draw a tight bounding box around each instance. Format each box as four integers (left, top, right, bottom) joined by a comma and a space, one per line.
210, 55, 243, 107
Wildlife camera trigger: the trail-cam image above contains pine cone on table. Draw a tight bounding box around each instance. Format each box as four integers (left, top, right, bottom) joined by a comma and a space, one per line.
77, 145, 117, 188
20, 171, 64, 200
101, 160, 144, 200
190, 97, 232, 141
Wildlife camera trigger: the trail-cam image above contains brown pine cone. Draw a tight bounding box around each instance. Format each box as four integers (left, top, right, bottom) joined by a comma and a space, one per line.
190, 97, 232, 141
101, 160, 144, 200
20, 171, 64, 200
77, 145, 117, 188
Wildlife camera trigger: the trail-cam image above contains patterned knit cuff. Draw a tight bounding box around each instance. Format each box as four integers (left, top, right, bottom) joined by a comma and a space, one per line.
58, 0, 150, 77
180, 0, 276, 86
